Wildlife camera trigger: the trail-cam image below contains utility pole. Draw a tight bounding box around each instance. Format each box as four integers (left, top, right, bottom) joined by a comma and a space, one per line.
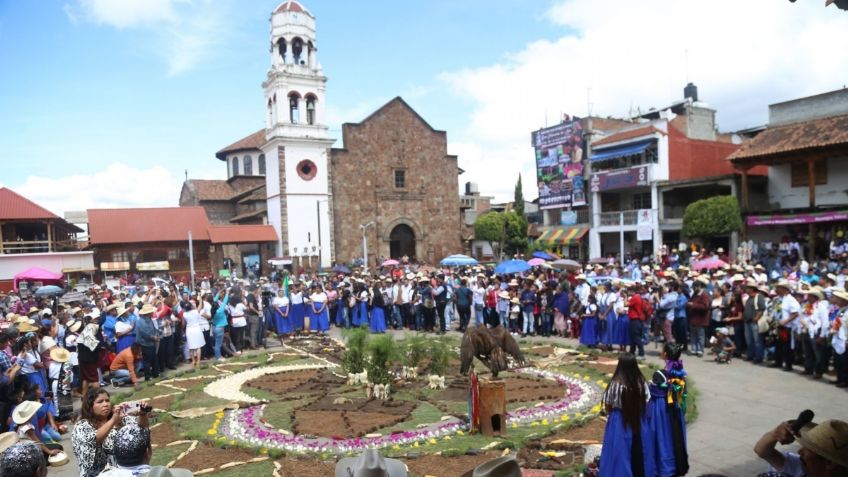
360, 221, 374, 274
188, 230, 195, 293
316, 200, 322, 273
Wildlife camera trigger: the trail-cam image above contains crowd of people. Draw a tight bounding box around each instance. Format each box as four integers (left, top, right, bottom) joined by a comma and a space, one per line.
0, 243, 844, 475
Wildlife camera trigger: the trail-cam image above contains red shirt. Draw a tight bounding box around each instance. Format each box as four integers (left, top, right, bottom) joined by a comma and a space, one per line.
627, 294, 644, 320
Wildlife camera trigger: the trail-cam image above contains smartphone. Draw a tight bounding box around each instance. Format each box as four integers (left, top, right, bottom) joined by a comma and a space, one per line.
124, 401, 141, 416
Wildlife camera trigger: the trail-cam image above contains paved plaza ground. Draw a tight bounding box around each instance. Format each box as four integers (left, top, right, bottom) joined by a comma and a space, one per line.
49, 329, 844, 476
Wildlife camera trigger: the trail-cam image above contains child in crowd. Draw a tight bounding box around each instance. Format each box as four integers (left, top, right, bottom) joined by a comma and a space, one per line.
509, 297, 520, 334
709, 327, 735, 364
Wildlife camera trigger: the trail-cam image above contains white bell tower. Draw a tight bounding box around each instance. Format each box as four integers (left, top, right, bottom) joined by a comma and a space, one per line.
262, 0, 335, 270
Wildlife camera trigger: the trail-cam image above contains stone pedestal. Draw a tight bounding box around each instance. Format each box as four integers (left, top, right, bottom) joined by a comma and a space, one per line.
478, 379, 506, 437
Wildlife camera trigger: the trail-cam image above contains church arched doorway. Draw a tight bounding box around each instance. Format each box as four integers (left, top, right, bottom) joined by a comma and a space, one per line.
389, 224, 416, 260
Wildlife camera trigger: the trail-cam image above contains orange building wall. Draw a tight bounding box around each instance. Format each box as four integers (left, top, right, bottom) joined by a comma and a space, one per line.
667, 125, 767, 180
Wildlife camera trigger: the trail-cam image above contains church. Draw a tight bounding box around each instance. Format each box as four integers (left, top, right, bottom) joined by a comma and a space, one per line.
181, 1, 461, 272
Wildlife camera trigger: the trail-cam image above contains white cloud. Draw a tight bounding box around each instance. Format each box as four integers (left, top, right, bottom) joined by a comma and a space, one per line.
67, 0, 235, 75
11, 163, 184, 218
442, 0, 848, 202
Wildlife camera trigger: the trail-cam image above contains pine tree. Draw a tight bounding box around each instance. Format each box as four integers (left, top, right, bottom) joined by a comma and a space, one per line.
514, 173, 525, 216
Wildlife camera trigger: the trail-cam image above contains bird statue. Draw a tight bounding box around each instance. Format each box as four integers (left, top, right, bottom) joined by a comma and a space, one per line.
460, 325, 526, 378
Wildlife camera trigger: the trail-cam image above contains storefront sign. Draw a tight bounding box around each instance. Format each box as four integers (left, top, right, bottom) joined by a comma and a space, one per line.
747, 210, 848, 226
589, 165, 649, 192
561, 210, 578, 225
532, 118, 585, 210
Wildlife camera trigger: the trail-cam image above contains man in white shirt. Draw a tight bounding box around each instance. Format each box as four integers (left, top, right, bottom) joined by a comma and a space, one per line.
574, 275, 590, 308
773, 280, 800, 371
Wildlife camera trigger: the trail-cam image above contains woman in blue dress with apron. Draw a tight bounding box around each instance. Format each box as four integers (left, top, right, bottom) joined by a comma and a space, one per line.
648, 343, 689, 477
356, 285, 370, 328
599, 353, 655, 477
579, 295, 599, 347
335, 283, 350, 327
272, 290, 291, 345
309, 286, 330, 333
114, 307, 136, 354
289, 283, 305, 334
369, 283, 387, 333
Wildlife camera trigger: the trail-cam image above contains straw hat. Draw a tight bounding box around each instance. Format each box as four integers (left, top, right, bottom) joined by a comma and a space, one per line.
462, 455, 521, 477
67, 319, 83, 333
796, 420, 848, 468
775, 279, 794, 292
744, 277, 758, 288
0, 432, 18, 453
5, 313, 18, 322
335, 449, 408, 477
758, 284, 771, 295
510, 297, 519, 304
38, 336, 57, 354
498, 291, 510, 300
17, 322, 38, 333
70, 307, 82, 315
116, 306, 129, 317
405, 273, 414, 280
85, 308, 101, 319
138, 304, 156, 316
50, 347, 70, 363
105, 303, 118, 312
696, 276, 710, 286
730, 274, 745, 283
832, 288, 848, 302
714, 270, 726, 277
27, 307, 39, 315
754, 264, 765, 271
12, 401, 41, 425
576, 274, 587, 281
808, 286, 825, 300
508, 279, 519, 287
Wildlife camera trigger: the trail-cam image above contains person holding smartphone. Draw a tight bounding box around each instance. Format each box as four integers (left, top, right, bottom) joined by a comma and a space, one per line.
71, 388, 151, 477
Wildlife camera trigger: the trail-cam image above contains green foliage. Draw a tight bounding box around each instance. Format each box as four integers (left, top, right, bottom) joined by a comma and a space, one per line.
682, 195, 742, 239
427, 339, 452, 376
403, 334, 429, 369
341, 326, 370, 374
502, 211, 529, 257
514, 173, 525, 216
366, 334, 399, 385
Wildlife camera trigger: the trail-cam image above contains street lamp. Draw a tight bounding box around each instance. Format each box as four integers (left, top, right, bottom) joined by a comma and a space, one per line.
359, 221, 375, 274
316, 199, 328, 273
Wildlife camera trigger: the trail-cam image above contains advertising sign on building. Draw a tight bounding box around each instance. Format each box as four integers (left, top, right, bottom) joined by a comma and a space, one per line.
532, 118, 584, 210
589, 165, 649, 193
561, 210, 578, 225
637, 209, 653, 241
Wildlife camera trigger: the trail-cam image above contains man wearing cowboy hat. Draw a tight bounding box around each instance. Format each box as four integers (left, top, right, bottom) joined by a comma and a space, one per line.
831, 288, 848, 387
743, 278, 767, 363
756, 417, 848, 477
773, 280, 800, 371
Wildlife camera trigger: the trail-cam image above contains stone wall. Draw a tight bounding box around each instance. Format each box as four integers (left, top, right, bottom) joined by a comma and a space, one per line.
330, 97, 462, 265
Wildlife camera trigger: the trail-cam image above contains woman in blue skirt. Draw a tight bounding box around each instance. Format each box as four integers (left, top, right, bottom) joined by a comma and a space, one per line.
599, 353, 655, 477
356, 286, 370, 328
369, 283, 387, 333
309, 286, 330, 333
114, 307, 136, 354
272, 290, 291, 346
649, 343, 689, 477
579, 294, 599, 347
597, 284, 615, 351
289, 283, 305, 334
335, 283, 350, 327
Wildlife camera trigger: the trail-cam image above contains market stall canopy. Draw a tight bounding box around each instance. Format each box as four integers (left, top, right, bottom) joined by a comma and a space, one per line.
13, 267, 63, 291
536, 226, 589, 246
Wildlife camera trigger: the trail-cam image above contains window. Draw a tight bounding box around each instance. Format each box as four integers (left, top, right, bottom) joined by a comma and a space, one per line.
790, 160, 827, 188
296, 159, 317, 181
394, 169, 406, 188
111, 251, 128, 262
632, 192, 652, 210
258, 154, 266, 175
289, 93, 300, 123
243, 155, 253, 175
168, 249, 180, 260
306, 96, 316, 125
232, 157, 239, 176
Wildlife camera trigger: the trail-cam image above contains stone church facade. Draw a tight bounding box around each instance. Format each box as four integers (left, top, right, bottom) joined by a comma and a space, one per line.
180, 1, 462, 269
330, 97, 462, 266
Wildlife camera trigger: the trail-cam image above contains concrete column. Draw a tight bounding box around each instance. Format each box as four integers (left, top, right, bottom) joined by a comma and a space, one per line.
589, 191, 601, 258
308, 46, 316, 69
284, 39, 292, 64
651, 183, 660, 255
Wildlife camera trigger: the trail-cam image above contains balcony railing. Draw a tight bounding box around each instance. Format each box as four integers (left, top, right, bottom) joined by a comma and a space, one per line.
0, 240, 81, 254
599, 210, 639, 226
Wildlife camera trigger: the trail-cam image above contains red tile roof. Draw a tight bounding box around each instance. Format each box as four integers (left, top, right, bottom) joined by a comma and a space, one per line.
87, 207, 211, 245
0, 187, 61, 220
208, 225, 277, 244
592, 125, 665, 147
729, 113, 848, 164
274, 0, 313, 16
186, 179, 234, 201
216, 129, 266, 160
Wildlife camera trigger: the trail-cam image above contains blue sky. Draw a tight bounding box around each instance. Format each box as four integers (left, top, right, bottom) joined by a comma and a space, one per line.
1, 0, 846, 215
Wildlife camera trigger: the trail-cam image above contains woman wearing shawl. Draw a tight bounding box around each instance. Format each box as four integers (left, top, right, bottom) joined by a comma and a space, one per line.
309, 286, 330, 333
648, 343, 689, 477
369, 283, 387, 333
77, 319, 103, 401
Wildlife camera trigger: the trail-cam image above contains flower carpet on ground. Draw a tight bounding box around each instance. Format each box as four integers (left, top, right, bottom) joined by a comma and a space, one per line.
120, 336, 641, 476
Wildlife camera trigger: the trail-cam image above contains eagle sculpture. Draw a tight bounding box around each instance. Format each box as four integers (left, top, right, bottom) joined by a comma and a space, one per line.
460, 325, 527, 378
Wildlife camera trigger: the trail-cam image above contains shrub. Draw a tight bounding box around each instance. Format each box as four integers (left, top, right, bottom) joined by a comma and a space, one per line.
367, 334, 399, 385
404, 334, 429, 369
341, 326, 369, 374
428, 339, 452, 376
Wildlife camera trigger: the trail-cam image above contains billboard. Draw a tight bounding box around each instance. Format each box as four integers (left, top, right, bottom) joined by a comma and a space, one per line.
532, 118, 585, 210
589, 165, 649, 192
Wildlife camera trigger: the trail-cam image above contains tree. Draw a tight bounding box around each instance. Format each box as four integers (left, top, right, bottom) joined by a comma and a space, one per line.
502, 210, 528, 257
514, 174, 525, 216
682, 195, 742, 241
474, 211, 506, 260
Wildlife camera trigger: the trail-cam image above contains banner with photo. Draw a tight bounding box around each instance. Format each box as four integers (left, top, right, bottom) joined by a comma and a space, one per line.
531, 118, 585, 210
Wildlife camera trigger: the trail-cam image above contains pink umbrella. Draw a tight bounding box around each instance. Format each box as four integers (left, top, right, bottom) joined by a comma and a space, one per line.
527, 257, 546, 266
381, 259, 399, 267
691, 257, 728, 271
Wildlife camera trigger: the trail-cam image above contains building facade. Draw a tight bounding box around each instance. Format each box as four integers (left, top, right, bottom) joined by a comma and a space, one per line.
330, 97, 462, 266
